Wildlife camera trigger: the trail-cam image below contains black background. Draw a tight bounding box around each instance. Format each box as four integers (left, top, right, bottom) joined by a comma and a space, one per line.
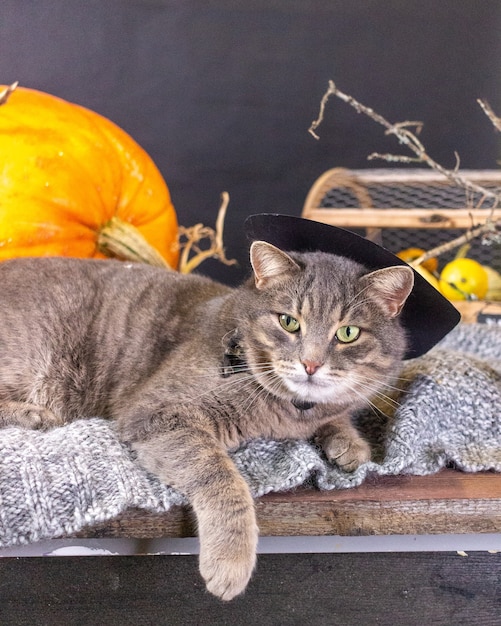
1, 0, 500, 283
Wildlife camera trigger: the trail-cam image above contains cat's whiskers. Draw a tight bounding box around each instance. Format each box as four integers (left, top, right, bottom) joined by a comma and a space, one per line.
350, 372, 403, 399
347, 298, 376, 315
348, 383, 394, 420
348, 366, 407, 394
180, 370, 260, 404
241, 371, 285, 415
180, 361, 275, 381
238, 363, 286, 413
212, 355, 288, 414
392, 374, 414, 386
241, 381, 270, 414
348, 369, 400, 394
345, 291, 389, 318
353, 382, 402, 411
358, 384, 405, 410
182, 361, 279, 406
348, 372, 403, 414
345, 282, 377, 310
220, 327, 238, 342
167, 361, 273, 380
192, 374, 262, 404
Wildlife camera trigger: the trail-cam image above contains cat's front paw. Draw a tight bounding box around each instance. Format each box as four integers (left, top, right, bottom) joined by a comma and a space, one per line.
322, 434, 371, 472
200, 546, 257, 602
200, 533, 257, 601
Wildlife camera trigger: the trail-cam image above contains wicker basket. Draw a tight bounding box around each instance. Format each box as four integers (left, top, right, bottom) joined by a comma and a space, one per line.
302, 168, 501, 322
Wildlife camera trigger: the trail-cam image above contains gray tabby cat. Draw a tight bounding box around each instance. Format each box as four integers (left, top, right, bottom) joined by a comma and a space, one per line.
0, 241, 413, 600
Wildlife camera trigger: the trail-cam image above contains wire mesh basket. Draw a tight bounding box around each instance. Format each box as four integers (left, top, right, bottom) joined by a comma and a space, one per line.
302, 168, 501, 272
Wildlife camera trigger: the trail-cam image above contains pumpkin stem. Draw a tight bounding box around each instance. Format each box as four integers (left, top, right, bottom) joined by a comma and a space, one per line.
97, 217, 174, 269
0, 82, 18, 106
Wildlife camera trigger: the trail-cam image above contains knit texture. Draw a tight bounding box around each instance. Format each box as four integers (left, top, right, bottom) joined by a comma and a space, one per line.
0, 323, 499, 548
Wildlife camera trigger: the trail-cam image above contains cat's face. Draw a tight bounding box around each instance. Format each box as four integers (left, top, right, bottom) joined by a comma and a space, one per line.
239, 241, 414, 407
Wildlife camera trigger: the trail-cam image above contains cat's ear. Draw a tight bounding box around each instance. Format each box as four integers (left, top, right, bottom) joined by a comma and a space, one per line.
250, 241, 300, 289
361, 266, 414, 318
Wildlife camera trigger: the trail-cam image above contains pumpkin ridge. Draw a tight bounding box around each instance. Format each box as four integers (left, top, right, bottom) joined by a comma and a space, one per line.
0, 85, 179, 268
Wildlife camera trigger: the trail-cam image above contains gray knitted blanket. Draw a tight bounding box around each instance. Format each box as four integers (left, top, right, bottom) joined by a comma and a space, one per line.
0, 323, 499, 548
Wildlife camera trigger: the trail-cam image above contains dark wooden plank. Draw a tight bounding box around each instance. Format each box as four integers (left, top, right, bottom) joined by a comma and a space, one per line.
256, 471, 501, 536
0, 553, 500, 625
266, 470, 501, 502
75, 504, 198, 540
74, 470, 501, 540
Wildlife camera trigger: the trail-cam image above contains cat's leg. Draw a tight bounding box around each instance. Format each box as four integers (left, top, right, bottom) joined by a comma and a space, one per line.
0, 400, 64, 429
130, 424, 258, 601
315, 415, 371, 472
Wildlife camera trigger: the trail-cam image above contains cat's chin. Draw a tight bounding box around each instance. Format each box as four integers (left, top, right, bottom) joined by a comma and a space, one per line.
282, 379, 345, 405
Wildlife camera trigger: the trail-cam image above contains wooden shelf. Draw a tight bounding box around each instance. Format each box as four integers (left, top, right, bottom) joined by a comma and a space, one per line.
74, 470, 501, 540
303, 207, 496, 229
450, 300, 501, 322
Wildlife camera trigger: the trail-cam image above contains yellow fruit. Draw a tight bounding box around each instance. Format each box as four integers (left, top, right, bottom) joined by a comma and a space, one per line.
483, 265, 501, 301
396, 247, 438, 273
439, 258, 488, 300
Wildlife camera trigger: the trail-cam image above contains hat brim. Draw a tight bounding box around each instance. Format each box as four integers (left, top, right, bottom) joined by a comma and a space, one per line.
244, 213, 460, 359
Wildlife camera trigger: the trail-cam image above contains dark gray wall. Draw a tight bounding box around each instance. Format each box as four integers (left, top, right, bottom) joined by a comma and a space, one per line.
1, 0, 500, 282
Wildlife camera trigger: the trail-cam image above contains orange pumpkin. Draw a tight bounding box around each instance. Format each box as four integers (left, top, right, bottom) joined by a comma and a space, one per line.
0, 84, 179, 268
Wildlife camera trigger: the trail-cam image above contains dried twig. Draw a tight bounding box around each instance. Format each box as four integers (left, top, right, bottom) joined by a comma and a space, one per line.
478, 99, 501, 133
309, 80, 501, 262
310, 81, 500, 205
0, 81, 18, 106
178, 192, 237, 274
410, 221, 500, 269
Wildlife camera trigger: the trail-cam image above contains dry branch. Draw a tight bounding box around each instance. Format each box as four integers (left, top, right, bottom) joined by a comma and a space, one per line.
309, 80, 501, 263
0, 81, 18, 106
478, 99, 501, 133
178, 192, 237, 274
410, 222, 500, 269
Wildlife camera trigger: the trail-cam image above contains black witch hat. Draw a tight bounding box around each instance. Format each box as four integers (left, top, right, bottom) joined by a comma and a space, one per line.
244, 213, 460, 360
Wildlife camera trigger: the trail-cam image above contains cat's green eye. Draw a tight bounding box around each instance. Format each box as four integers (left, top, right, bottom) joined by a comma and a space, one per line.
279, 314, 300, 333
335, 325, 360, 343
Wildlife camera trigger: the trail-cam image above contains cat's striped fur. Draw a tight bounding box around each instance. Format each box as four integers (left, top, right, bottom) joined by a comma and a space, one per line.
0, 242, 413, 600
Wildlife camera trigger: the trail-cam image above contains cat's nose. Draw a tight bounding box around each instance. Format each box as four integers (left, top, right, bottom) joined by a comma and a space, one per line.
302, 359, 323, 376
